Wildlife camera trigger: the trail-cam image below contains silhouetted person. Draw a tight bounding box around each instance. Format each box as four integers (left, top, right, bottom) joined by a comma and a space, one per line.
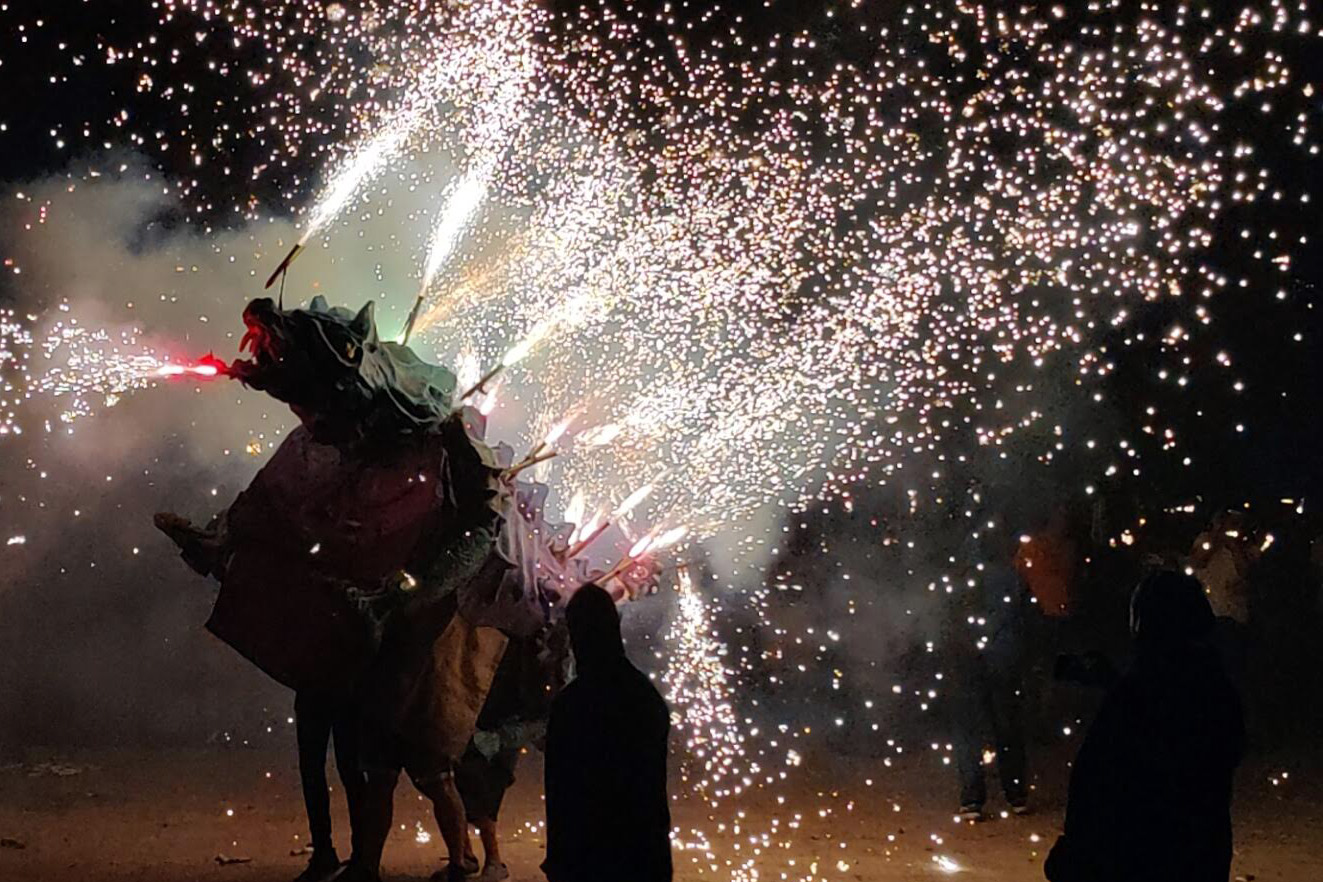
542, 584, 672, 882
949, 527, 1032, 820
456, 624, 569, 881
454, 739, 516, 881
1190, 511, 1258, 681
340, 597, 507, 882
1015, 507, 1078, 620
1046, 571, 1244, 882
293, 690, 364, 881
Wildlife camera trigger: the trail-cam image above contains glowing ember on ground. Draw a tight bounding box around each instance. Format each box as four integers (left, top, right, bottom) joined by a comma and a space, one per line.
933, 854, 963, 873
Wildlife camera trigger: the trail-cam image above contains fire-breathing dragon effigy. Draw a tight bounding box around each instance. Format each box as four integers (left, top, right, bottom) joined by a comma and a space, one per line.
155, 294, 649, 755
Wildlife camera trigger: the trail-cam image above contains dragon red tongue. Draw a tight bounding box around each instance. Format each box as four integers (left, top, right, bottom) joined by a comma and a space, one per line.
199, 353, 232, 376
239, 328, 258, 355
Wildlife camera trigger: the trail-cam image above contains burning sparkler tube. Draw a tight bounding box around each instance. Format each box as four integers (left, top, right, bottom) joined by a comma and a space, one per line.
265, 123, 411, 293
263, 242, 306, 290
460, 320, 556, 401
400, 294, 425, 345
501, 449, 558, 482
596, 557, 635, 588
460, 362, 505, 401
154, 362, 222, 379
509, 417, 572, 470
154, 352, 230, 380
563, 480, 658, 560
595, 525, 690, 599
596, 534, 656, 586
564, 519, 611, 560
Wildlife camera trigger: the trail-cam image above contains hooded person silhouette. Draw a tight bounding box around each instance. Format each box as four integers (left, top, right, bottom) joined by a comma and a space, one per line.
1046, 571, 1244, 882
542, 584, 672, 882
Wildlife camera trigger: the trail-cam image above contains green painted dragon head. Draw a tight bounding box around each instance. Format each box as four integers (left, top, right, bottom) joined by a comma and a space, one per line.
227, 295, 457, 445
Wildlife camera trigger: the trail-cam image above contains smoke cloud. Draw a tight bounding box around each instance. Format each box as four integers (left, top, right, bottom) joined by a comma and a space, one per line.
0, 153, 793, 748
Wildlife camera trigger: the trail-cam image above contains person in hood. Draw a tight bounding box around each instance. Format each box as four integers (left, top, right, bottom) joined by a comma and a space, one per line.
542, 583, 672, 882
1045, 570, 1244, 882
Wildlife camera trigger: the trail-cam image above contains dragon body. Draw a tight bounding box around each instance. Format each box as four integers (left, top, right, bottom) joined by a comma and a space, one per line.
157, 296, 586, 744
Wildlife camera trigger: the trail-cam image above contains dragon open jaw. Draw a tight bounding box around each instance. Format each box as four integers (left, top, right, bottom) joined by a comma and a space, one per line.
226, 299, 289, 387
218, 296, 457, 446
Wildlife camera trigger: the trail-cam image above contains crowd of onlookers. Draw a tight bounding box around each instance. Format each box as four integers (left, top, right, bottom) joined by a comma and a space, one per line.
284, 499, 1323, 882
947, 499, 1323, 880
756, 495, 1323, 880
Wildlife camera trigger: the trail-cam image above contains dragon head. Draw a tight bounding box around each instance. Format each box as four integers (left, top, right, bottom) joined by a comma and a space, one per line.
229, 295, 457, 445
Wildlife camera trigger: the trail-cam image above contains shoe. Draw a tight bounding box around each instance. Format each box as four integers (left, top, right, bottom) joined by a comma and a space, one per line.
429, 856, 479, 881
293, 849, 341, 882
335, 864, 381, 882
479, 863, 510, 882
1010, 801, 1031, 816
957, 804, 984, 822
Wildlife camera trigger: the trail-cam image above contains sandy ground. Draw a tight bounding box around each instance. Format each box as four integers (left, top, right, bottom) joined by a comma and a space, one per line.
1, 742, 1319, 882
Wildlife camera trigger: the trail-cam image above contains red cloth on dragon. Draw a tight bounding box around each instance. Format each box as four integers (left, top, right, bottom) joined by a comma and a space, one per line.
209, 425, 456, 690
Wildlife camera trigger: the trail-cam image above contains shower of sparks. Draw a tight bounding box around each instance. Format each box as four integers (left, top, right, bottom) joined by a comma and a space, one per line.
663, 568, 753, 804
209, 0, 1308, 550
2, 309, 220, 429
1, 307, 34, 436
418, 167, 489, 296
4, 0, 1313, 542
1, 2, 1321, 878
301, 124, 412, 245
662, 568, 758, 880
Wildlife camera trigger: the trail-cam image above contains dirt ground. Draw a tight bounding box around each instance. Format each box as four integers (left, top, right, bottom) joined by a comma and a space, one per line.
1, 741, 1319, 882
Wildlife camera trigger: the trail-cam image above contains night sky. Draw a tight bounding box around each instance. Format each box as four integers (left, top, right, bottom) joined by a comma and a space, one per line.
2, 0, 1322, 748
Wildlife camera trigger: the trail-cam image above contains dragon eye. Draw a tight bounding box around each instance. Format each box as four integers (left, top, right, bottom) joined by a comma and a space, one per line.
345, 342, 358, 360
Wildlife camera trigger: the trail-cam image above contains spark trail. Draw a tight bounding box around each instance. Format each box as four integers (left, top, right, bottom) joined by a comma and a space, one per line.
418, 167, 489, 297
4, 4, 1320, 879
1, 310, 221, 431
11, 0, 1319, 544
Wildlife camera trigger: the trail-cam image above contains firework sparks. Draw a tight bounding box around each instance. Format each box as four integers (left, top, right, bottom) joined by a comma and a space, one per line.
3, 2, 1321, 878
16, 0, 1304, 542
664, 567, 751, 805
418, 167, 490, 296
3, 309, 224, 430
0, 307, 34, 436
614, 484, 655, 520
303, 125, 412, 245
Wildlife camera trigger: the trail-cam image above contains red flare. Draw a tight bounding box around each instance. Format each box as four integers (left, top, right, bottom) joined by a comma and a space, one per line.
155, 353, 229, 379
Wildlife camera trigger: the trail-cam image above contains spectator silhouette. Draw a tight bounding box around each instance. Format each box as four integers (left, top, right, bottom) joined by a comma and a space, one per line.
1046, 571, 1244, 882
293, 690, 363, 881
455, 623, 570, 881
542, 584, 672, 882
949, 525, 1032, 820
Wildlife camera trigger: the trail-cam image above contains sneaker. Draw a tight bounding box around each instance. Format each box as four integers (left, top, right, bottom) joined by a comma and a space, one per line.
956, 804, 984, 822
293, 849, 341, 882
334, 864, 381, 882
479, 863, 511, 882
429, 856, 479, 881
1010, 801, 1031, 816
